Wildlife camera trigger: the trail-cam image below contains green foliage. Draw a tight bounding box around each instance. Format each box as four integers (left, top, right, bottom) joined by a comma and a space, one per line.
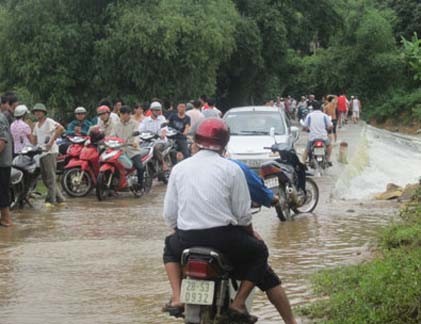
301, 200, 421, 324
0, 0, 417, 116
95, 0, 239, 101
377, 0, 421, 40
401, 33, 421, 82
366, 88, 421, 122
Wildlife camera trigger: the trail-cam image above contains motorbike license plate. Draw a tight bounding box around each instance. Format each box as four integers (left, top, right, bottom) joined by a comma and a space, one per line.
313, 148, 325, 155
180, 279, 215, 305
264, 177, 279, 188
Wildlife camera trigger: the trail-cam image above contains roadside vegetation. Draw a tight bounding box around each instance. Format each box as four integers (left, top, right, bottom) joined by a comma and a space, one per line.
0, 0, 420, 124
300, 187, 421, 323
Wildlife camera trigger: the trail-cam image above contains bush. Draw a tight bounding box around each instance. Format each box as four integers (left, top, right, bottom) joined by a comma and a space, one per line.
366, 88, 421, 122
301, 190, 421, 323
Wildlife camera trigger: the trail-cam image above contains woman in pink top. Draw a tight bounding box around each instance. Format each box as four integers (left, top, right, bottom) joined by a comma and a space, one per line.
10, 105, 31, 153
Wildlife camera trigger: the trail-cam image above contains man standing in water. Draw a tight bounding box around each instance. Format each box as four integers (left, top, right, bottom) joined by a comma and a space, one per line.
31, 103, 66, 206
0, 109, 13, 226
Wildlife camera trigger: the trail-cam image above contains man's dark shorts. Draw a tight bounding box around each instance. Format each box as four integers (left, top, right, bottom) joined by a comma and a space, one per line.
328, 119, 337, 135
0, 167, 11, 208
163, 225, 281, 292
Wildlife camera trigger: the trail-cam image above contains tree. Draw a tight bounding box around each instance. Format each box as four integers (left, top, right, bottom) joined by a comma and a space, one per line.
95, 0, 239, 103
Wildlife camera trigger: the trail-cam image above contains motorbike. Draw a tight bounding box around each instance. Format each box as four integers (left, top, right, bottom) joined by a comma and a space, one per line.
56, 135, 71, 176
96, 133, 142, 200
260, 142, 319, 221
180, 247, 255, 324
138, 127, 177, 192
9, 145, 44, 209
309, 139, 329, 176
61, 136, 100, 197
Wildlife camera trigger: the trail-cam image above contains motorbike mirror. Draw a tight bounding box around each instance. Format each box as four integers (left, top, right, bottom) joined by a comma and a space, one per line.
290, 126, 300, 143
44, 136, 50, 144
160, 122, 168, 128
132, 131, 140, 137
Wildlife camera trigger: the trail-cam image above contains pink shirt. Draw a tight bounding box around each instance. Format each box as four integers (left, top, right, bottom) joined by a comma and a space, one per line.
11, 119, 31, 153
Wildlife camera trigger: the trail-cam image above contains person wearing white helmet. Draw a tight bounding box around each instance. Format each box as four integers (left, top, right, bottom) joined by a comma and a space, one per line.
66, 106, 92, 136
10, 104, 31, 154
139, 101, 168, 171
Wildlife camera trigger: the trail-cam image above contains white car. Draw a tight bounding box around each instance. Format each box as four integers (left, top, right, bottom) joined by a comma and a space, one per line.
224, 106, 299, 171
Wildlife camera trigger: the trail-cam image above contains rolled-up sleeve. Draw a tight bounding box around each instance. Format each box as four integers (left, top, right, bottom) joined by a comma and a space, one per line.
231, 167, 252, 226
163, 169, 179, 229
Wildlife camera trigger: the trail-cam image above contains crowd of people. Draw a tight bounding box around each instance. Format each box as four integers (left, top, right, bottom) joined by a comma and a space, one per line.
0, 93, 225, 226
0, 90, 361, 323
264, 93, 361, 165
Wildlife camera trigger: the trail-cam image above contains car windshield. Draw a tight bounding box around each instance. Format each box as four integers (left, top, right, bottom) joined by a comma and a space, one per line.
225, 111, 286, 136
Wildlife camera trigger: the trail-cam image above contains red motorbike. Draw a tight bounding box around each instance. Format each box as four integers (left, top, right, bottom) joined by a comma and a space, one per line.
96, 134, 142, 200
61, 135, 100, 197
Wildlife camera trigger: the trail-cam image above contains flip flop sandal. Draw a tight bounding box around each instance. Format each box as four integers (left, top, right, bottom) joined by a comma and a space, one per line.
162, 300, 184, 318
228, 308, 258, 323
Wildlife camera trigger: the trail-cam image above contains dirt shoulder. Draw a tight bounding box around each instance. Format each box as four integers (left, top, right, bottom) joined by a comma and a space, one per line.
369, 118, 421, 135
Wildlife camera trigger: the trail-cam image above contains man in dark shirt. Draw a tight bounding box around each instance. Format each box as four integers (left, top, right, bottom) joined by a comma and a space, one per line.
0, 111, 13, 226
0, 92, 19, 125
168, 103, 191, 162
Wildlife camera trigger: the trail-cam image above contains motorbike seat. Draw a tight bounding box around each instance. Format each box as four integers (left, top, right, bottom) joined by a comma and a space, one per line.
10, 167, 24, 185
181, 247, 233, 272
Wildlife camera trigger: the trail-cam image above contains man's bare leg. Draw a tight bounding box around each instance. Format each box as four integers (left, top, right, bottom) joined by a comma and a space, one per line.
327, 144, 333, 162
266, 284, 297, 324
0, 208, 12, 227
230, 280, 255, 313
164, 262, 182, 306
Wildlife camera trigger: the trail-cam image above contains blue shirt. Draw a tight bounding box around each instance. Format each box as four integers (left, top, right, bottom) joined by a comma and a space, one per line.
230, 159, 274, 207
66, 119, 92, 136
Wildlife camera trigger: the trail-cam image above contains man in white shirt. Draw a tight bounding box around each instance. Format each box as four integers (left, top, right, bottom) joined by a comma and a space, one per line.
162, 118, 296, 324
351, 96, 362, 123
113, 106, 144, 190
31, 103, 65, 205
139, 101, 168, 171
302, 101, 333, 164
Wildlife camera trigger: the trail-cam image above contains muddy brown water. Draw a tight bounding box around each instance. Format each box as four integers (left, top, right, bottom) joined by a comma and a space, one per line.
0, 125, 399, 324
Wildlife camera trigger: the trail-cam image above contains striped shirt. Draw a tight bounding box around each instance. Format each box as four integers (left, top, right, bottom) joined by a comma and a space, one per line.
164, 150, 252, 230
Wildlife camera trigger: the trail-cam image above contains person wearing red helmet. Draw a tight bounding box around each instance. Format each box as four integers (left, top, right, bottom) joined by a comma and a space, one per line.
162, 118, 296, 323
94, 105, 117, 136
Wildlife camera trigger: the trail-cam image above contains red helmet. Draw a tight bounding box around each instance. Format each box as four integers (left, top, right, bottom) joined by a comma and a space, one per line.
195, 118, 230, 151
96, 105, 110, 115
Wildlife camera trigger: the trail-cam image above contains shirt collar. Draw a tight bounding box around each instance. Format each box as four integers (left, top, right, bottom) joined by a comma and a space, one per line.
195, 150, 220, 158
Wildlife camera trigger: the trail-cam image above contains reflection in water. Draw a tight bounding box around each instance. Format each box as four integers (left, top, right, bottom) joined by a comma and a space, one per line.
0, 184, 396, 324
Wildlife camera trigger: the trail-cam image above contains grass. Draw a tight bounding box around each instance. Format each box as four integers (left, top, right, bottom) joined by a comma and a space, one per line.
299, 188, 421, 324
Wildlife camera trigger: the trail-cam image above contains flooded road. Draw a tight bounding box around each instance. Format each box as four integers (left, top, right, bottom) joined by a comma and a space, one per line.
0, 123, 407, 324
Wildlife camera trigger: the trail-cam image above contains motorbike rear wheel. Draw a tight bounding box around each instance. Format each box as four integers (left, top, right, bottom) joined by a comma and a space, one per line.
292, 177, 319, 214
9, 187, 20, 209
143, 166, 153, 193
61, 168, 93, 197
275, 185, 290, 222
96, 171, 111, 201
162, 155, 173, 185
